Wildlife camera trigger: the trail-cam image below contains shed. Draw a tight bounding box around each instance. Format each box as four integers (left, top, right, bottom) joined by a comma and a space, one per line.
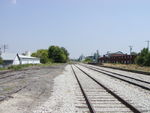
18, 54, 40, 64
0, 53, 40, 67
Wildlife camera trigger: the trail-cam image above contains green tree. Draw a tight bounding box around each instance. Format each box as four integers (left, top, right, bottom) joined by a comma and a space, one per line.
135, 48, 150, 66
31, 49, 51, 64
48, 46, 69, 63
143, 52, 150, 66
131, 52, 138, 55
83, 58, 93, 63
0, 57, 3, 64
61, 47, 69, 60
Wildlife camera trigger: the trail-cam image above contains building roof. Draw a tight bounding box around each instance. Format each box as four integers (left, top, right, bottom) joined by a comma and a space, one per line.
112, 51, 124, 55
18, 54, 40, 59
0, 53, 16, 61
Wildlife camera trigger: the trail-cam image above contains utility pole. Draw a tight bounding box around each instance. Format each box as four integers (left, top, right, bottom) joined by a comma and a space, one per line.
3, 44, 8, 53
146, 40, 150, 50
129, 46, 133, 55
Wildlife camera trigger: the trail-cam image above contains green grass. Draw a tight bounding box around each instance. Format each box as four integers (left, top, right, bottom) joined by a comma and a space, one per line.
0, 63, 65, 71
0, 67, 7, 71
103, 63, 150, 73
3, 87, 13, 91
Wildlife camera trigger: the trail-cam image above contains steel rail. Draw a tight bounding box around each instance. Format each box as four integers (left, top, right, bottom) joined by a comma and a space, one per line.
71, 65, 96, 113
79, 64, 150, 91
82, 64, 150, 84
74, 64, 141, 113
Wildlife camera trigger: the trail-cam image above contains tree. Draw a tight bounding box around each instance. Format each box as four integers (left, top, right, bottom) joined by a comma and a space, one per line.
0, 57, 3, 65
135, 48, 150, 66
48, 46, 69, 63
83, 58, 93, 63
131, 52, 138, 55
144, 52, 150, 66
31, 49, 51, 64
61, 47, 69, 60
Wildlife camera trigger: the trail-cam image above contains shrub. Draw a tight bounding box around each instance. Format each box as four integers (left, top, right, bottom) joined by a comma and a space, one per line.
83, 58, 93, 63
48, 46, 69, 63
0, 57, 3, 64
31, 49, 51, 64
135, 48, 150, 66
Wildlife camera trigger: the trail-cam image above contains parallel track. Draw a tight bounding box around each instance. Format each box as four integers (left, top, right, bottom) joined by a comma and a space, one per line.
79, 64, 150, 91
71, 65, 141, 113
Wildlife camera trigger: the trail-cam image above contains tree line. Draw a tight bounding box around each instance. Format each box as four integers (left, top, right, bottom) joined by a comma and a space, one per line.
135, 48, 150, 66
31, 45, 69, 63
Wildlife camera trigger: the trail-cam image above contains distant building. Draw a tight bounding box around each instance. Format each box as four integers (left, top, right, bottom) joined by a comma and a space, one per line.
106, 51, 125, 57
98, 51, 136, 64
0, 52, 40, 67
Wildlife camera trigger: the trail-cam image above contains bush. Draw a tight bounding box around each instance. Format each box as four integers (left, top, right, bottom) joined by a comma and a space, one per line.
48, 46, 69, 63
8, 64, 35, 70
31, 49, 51, 64
83, 58, 93, 63
135, 48, 150, 66
0, 57, 3, 64
32, 46, 69, 64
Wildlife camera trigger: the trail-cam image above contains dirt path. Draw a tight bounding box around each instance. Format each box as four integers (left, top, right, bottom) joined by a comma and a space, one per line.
0, 64, 66, 113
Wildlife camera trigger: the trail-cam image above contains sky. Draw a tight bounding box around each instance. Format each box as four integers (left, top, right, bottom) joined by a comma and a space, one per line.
0, 0, 150, 58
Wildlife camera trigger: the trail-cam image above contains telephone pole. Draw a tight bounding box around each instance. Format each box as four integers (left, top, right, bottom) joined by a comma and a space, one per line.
3, 44, 8, 53
129, 46, 133, 55
146, 40, 150, 50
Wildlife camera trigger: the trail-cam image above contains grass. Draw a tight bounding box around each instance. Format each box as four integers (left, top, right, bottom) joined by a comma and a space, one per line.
103, 63, 150, 73
3, 87, 13, 92
0, 63, 65, 71
0, 67, 7, 71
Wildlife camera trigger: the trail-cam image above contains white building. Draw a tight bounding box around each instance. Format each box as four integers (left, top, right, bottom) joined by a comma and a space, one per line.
18, 54, 40, 64
0, 53, 40, 67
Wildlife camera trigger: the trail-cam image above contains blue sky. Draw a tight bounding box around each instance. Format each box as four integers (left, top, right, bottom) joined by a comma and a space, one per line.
0, 0, 150, 58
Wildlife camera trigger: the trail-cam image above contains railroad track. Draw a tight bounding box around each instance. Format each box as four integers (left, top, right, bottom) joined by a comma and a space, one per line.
71, 65, 142, 113
79, 64, 150, 91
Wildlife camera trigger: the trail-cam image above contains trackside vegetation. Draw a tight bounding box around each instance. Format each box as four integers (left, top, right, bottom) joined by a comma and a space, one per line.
83, 58, 93, 63
48, 46, 69, 63
135, 48, 150, 66
32, 45, 69, 64
0, 57, 3, 65
31, 49, 51, 64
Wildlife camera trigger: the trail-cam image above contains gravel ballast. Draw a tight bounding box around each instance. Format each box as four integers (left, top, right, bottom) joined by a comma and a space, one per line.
33, 65, 83, 113
78, 64, 150, 112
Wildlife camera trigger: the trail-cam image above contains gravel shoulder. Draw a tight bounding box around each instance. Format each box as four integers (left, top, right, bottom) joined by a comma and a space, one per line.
33, 65, 83, 113
0, 64, 66, 113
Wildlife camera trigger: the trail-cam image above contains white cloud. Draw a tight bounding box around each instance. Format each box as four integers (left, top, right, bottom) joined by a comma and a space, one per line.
11, 0, 17, 4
